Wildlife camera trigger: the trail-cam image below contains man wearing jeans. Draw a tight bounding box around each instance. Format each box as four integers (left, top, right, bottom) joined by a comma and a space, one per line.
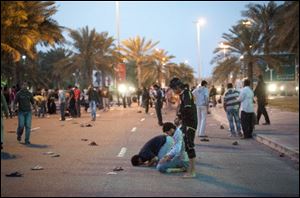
192, 80, 209, 140
223, 83, 242, 137
87, 85, 99, 121
14, 82, 35, 144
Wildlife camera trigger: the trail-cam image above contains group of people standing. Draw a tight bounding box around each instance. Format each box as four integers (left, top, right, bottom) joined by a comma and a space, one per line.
131, 75, 271, 178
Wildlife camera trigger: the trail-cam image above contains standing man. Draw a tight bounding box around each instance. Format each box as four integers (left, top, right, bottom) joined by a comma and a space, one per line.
153, 84, 164, 126
254, 75, 270, 125
14, 81, 36, 144
87, 85, 100, 121
142, 87, 150, 114
74, 86, 81, 117
58, 88, 66, 121
209, 85, 217, 107
1, 90, 9, 149
223, 83, 242, 137
192, 80, 209, 140
238, 79, 255, 139
169, 77, 197, 178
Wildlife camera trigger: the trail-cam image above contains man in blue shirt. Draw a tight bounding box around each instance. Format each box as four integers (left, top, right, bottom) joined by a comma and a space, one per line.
131, 134, 173, 167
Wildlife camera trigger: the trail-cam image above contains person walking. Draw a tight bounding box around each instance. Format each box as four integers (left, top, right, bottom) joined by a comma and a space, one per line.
153, 84, 164, 126
142, 87, 150, 114
58, 88, 66, 121
209, 85, 217, 107
14, 81, 36, 144
223, 83, 242, 137
1, 91, 9, 149
238, 79, 255, 139
254, 75, 270, 125
169, 77, 197, 178
192, 80, 209, 140
87, 85, 100, 121
67, 85, 76, 118
74, 86, 81, 117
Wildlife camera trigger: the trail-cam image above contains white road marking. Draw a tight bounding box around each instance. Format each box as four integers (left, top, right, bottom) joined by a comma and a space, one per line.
117, 147, 127, 157
140, 118, 145, 122
107, 172, 117, 175
131, 127, 137, 132
31, 127, 40, 132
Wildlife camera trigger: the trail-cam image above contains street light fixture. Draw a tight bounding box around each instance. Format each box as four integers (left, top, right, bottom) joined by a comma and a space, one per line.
195, 17, 206, 82
219, 42, 229, 60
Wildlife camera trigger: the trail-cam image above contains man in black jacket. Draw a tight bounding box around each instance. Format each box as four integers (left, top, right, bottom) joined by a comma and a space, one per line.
170, 77, 197, 178
254, 75, 270, 125
153, 84, 164, 126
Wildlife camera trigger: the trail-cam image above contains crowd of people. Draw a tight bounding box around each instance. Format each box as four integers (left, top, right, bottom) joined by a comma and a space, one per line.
1, 76, 271, 179
132, 75, 271, 178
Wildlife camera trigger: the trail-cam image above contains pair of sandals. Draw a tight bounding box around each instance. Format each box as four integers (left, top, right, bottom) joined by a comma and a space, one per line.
6, 171, 23, 177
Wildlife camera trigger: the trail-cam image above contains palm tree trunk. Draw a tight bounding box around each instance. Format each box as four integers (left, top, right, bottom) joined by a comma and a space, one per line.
247, 61, 254, 88
158, 66, 162, 87
137, 64, 141, 88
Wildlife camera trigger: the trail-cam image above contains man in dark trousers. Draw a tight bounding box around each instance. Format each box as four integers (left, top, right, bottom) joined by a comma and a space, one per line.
169, 77, 197, 178
153, 84, 164, 126
254, 75, 270, 125
142, 87, 150, 114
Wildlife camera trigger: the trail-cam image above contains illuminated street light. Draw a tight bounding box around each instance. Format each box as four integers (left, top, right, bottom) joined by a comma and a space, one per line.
267, 83, 277, 93
219, 42, 229, 59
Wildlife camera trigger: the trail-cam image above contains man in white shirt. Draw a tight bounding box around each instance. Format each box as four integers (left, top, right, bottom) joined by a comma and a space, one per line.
192, 80, 209, 139
157, 122, 189, 174
238, 79, 255, 139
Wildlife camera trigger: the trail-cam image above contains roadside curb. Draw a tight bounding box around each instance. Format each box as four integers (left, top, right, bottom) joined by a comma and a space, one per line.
210, 107, 299, 163
253, 134, 299, 163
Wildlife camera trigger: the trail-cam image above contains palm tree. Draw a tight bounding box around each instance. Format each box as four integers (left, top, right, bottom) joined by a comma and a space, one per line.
164, 62, 195, 87
142, 49, 175, 87
120, 36, 159, 88
212, 20, 262, 88
242, 2, 279, 57
1, 1, 64, 84
212, 57, 241, 84
37, 48, 73, 88
273, 1, 299, 61
69, 26, 115, 88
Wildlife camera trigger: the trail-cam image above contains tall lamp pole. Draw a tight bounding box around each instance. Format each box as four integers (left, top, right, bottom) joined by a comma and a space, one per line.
195, 18, 206, 83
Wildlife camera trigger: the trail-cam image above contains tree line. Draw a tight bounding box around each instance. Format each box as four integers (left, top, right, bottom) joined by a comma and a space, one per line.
211, 1, 299, 87
1, 1, 195, 90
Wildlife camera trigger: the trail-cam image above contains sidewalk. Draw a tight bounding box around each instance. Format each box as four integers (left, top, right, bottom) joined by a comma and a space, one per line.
210, 105, 299, 163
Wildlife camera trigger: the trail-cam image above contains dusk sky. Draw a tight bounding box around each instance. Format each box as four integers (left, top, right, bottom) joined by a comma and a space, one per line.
51, 1, 275, 78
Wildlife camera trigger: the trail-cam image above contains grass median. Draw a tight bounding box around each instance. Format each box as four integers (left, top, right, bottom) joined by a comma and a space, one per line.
267, 96, 299, 112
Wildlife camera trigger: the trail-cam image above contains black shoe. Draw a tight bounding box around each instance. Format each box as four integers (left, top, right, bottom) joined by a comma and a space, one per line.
17, 136, 21, 142
262, 122, 270, 125
1, 142, 3, 150
25, 141, 31, 145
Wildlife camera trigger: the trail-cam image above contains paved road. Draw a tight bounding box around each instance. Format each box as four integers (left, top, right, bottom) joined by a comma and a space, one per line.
1, 105, 299, 197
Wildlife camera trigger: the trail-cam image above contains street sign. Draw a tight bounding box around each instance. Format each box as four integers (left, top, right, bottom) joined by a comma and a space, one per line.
117, 63, 126, 82
258, 54, 296, 82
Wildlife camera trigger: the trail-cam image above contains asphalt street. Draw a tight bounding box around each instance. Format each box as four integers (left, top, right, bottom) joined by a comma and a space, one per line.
1, 104, 299, 197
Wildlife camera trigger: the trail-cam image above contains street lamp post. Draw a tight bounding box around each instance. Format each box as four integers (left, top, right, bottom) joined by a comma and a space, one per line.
195, 17, 206, 83
115, 1, 121, 106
